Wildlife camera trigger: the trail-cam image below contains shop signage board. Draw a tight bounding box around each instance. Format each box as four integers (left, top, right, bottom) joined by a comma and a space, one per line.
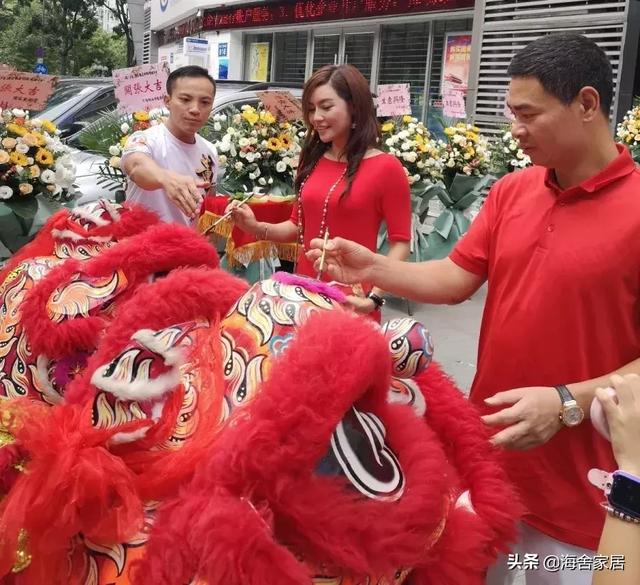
183, 37, 209, 57
441, 33, 471, 119
248, 43, 270, 82
202, 0, 474, 30
441, 33, 472, 93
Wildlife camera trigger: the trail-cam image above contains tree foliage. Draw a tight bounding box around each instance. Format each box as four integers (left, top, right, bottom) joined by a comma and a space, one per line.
0, 0, 128, 75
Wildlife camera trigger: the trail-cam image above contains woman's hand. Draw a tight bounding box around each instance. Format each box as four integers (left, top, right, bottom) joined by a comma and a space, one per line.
224, 200, 260, 235
596, 374, 640, 475
345, 295, 377, 314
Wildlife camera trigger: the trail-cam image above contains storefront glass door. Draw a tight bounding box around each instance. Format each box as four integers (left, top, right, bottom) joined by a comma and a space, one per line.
343, 32, 374, 81
311, 29, 376, 82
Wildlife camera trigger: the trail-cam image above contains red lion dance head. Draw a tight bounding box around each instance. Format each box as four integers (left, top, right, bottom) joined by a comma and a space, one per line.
0, 217, 519, 584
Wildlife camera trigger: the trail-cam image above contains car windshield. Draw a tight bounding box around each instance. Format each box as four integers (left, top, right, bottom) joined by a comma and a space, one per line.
38, 85, 102, 121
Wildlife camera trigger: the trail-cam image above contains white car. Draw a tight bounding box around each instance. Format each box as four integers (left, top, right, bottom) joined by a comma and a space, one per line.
65, 83, 304, 204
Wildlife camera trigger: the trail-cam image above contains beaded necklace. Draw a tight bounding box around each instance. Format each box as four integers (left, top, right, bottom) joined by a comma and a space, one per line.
296, 158, 347, 254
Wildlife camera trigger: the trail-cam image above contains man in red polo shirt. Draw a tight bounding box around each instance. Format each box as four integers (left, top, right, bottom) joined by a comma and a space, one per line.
307, 33, 640, 584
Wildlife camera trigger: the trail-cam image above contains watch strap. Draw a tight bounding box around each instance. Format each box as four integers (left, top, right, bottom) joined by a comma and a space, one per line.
554, 384, 574, 404
367, 292, 385, 309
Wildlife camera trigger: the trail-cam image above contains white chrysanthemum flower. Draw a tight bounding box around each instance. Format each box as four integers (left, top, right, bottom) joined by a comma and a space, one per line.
109, 145, 121, 156
12, 108, 26, 118
234, 162, 244, 171
0, 185, 13, 199
120, 123, 130, 134
40, 169, 56, 183
276, 161, 287, 173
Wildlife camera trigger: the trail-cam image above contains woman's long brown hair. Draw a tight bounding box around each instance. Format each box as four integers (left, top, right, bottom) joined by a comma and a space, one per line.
295, 64, 380, 198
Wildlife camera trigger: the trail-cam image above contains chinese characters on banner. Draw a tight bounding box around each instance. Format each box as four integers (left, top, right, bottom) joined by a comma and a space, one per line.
112, 62, 170, 113
441, 33, 472, 119
0, 70, 58, 111
376, 84, 411, 117
442, 90, 467, 119
257, 91, 303, 121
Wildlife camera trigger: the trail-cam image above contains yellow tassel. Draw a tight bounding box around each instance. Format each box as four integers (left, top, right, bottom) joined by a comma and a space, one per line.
12, 529, 32, 574
224, 240, 299, 268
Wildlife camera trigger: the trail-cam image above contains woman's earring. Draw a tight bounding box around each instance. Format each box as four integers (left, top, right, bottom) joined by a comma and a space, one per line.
351, 122, 357, 129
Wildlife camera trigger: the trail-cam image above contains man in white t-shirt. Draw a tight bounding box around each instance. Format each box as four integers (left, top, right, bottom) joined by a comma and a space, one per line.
121, 65, 218, 225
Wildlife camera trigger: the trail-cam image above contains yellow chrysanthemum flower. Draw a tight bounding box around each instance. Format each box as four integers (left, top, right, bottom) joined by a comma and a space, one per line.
6, 123, 28, 137
35, 148, 54, 165
381, 122, 394, 133
10, 151, 29, 166
41, 120, 57, 134
466, 131, 479, 142
267, 137, 282, 151
260, 111, 276, 124
402, 115, 414, 123
30, 132, 46, 147
444, 127, 455, 136
133, 111, 150, 122
120, 136, 129, 147
242, 109, 259, 125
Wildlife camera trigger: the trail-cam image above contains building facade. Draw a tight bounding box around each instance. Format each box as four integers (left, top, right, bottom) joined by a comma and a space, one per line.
148, 0, 640, 130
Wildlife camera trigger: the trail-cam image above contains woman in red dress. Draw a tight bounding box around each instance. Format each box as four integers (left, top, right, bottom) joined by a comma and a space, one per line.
227, 64, 411, 317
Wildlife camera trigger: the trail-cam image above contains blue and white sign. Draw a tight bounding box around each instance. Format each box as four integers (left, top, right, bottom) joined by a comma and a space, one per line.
33, 63, 48, 75
183, 37, 209, 57
218, 43, 228, 58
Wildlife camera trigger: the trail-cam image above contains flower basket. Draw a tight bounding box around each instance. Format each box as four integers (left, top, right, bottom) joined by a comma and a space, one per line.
488, 126, 532, 178
423, 173, 493, 260
77, 109, 166, 199
0, 108, 76, 257
616, 98, 640, 163
201, 103, 306, 196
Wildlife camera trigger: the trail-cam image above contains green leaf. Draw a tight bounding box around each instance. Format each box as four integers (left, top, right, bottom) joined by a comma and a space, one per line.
434, 209, 454, 239
453, 191, 481, 211
449, 173, 485, 201
425, 231, 452, 260
453, 211, 470, 234
77, 109, 128, 157
4, 196, 39, 221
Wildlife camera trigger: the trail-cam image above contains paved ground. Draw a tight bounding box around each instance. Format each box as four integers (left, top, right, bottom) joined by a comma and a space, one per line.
382, 285, 487, 395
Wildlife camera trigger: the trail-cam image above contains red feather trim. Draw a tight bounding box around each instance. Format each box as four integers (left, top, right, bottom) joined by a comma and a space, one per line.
0, 400, 144, 583
20, 224, 219, 359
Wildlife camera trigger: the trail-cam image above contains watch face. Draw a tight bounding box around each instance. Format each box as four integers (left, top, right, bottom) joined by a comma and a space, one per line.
609, 473, 640, 518
563, 405, 584, 427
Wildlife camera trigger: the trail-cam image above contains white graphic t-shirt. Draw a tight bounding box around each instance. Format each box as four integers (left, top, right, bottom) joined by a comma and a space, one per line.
121, 123, 217, 225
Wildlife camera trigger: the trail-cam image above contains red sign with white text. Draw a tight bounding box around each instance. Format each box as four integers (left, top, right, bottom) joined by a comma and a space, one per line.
203, 0, 474, 30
